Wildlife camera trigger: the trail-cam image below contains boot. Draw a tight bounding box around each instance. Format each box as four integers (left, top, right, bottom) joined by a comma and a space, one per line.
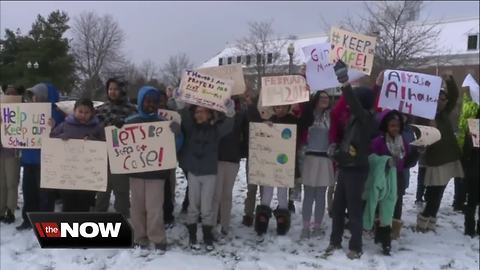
477, 221, 480, 236
391, 219, 403, 240
464, 212, 476, 237
16, 221, 32, 231
202, 225, 215, 251
373, 219, 381, 244
416, 214, 429, 233
254, 205, 272, 236
2, 209, 15, 224
380, 226, 392, 256
427, 217, 437, 232
242, 215, 254, 227
186, 223, 200, 250
274, 208, 291, 235
288, 200, 295, 213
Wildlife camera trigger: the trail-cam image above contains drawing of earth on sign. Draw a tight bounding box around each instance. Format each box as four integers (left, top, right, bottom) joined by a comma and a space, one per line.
281, 128, 292, 140
277, 153, 289, 164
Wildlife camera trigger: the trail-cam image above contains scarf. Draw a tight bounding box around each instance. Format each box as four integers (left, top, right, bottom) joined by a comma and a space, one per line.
386, 134, 405, 160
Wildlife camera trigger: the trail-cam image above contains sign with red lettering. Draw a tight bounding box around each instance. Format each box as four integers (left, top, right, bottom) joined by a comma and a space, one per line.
177, 70, 233, 112
378, 70, 442, 120
260, 75, 309, 107
105, 121, 177, 174
329, 27, 376, 75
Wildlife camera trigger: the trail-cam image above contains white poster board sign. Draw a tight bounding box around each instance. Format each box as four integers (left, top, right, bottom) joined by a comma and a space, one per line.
462, 74, 479, 105
378, 70, 442, 120
105, 121, 177, 174
196, 64, 246, 95
467, 119, 479, 148
260, 75, 310, 106
410, 124, 442, 146
40, 138, 108, 192
248, 123, 297, 188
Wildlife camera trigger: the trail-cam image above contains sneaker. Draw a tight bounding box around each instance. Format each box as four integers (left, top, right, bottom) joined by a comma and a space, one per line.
205, 243, 215, 252
346, 250, 362, 260
154, 243, 167, 253
300, 228, 310, 239
242, 215, 253, 227
16, 221, 32, 231
190, 243, 201, 250
324, 244, 342, 256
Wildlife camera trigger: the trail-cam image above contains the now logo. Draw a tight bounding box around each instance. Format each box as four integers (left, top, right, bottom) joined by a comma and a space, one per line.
28, 213, 132, 248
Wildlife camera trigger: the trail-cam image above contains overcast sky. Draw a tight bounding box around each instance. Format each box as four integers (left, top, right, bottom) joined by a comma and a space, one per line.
1, 1, 479, 68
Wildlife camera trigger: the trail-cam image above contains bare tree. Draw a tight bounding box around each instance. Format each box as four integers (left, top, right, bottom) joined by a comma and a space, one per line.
337, 1, 440, 71
138, 59, 160, 82
160, 53, 193, 87
71, 11, 126, 99
236, 20, 290, 93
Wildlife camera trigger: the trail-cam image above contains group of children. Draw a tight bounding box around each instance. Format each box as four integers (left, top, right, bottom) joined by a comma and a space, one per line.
0, 61, 478, 259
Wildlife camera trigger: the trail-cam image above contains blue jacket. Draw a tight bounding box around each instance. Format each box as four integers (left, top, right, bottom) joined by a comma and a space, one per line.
21, 83, 65, 165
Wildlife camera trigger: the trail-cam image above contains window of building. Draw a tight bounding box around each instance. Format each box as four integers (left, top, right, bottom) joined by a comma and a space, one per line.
227, 57, 232, 64
467, 34, 479, 50
256, 54, 262, 65
267, 53, 273, 64
218, 58, 223, 66
246, 55, 251, 65
236, 56, 242, 63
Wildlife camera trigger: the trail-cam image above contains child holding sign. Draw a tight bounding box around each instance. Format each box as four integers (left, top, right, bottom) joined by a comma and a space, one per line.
49, 98, 105, 212
125, 86, 183, 252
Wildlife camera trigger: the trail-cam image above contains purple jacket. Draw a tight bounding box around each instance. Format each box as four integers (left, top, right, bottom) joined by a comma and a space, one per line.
370, 135, 409, 173
50, 115, 105, 141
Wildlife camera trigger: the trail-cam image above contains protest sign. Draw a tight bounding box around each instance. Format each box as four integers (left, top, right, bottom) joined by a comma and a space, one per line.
196, 64, 246, 95
467, 119, 479, 148
0, 95, 22, 103
329, 27, 377, 75
378, 70, 442, 120
40, 138, 108, 192
248, 123, 296, 188
105, 121, 177, 174
410, 124, 442, 146
260, 75, 310, 106
158, 109, 181, 124
462, 74, 479, 105
55, 100, 104, 115
177, 70, 233, 112
0, 103, 51, 149
302, 43, 365, 91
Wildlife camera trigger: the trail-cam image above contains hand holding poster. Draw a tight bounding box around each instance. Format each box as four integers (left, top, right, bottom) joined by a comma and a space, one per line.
378, 70, 442, 120
196, 64, 246, 95
410, 124, 442, 146
248, 123, 297, 188
105, 121, 177, 174
302, 43, 365, 91
158, 109, 182, 124
41, 138, 108, 192
467, 119, 479, 148
260, 75, 309, 107
329, 27, 377, 75
177, 70, 233, 112
0, 103, 51, 148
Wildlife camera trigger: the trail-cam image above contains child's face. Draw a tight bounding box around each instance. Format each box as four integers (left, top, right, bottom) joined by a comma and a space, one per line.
273, 105, 289, 117
142, 95, 159, 114
387, 118, 401, 137
108, 82, 122, 101
316, 93, 330, 111
74, 105, 94, 124
194, 106, 211, 124
158, 95, 167, 110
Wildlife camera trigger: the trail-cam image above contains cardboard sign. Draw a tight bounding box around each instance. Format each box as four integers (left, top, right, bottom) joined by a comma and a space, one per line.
378, 70, 442, 120
260, 75, 310, 107
248, 123, 297, 188
40, 138, 108, 192
467, 119, 479, 148
329, 27, 377, 75
0, 103, 51, 149
55, 100, 104, 115
105, 121, 177, 174
462, 74, 479, 105
302, 43, 365, 91
177, 70, 233, 112
158, 109, 181, 124
410, 124, 441, 146
196, 64, 246, 95
0, 95, 22, 103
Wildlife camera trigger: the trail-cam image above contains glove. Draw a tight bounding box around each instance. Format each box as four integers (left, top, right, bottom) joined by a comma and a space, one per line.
333, 60, 349, 84
169, 121, 181, 134
113, 118, 125, 129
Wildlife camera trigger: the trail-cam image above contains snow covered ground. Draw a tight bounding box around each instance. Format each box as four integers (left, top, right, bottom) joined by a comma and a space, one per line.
1, 162, 479, 270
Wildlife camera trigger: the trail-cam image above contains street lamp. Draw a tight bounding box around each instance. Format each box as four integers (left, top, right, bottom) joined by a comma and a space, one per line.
287, 43, 295, 75
26, 61, 39, 69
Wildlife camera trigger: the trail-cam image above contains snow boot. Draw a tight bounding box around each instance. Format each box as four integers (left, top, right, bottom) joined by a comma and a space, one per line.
373, 219, 381, 244
242, 215, 254, 227
274, 208, 291, 235
254, 205, 272, 236
202, 225, 215, 251
346, 250, 363, 260
186, 223, 200, 250
427, 217, 437, 232
464, 213, 476, 237
416, 214, 429, 233
391, 219, 403, 240
2, 209, 15, 224
380, 226, 392, 256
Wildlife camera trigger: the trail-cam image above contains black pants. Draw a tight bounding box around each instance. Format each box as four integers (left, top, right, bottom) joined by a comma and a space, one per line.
22, 165, 56, 223
422, 185, 447, 218
464, 164, 480, 226
453, 177, 466, 207
61, 190, 95, 212
393, 172, 406, 220
416, 167, 426, 201
330, 167, 368, 252
163, 170, 175, 223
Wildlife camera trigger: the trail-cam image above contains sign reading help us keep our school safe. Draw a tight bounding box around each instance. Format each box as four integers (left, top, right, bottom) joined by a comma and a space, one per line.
105, 121, 177, 174
196, 64, 246, 96
329, 27, 377, 75
248, 123, 297, 188
40, 138, 108, 192
177, 70, 233, 113
260, 75, 310, 107
378, 70, 442, 120
0, 103, 51, 149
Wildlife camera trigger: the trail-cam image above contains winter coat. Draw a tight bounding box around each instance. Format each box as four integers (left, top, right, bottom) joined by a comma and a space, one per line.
21, 83, 65, 165
96, 87, 137, 127
50, 115, 105, 141
218, 110, 248, 163
362, 154, 397, 230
